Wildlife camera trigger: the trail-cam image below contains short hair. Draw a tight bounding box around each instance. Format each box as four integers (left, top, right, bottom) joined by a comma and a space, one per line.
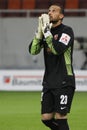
50, 3, 65, 15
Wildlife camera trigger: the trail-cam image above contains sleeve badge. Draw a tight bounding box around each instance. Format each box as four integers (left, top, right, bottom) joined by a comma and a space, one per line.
59, 33, 71, 45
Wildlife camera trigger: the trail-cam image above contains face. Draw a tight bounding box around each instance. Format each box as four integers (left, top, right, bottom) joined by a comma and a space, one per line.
48, 5, 64, 24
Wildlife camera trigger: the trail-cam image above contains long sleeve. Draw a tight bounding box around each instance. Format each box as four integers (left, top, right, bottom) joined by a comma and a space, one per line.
52, 26, 74, 55
44, 25, 74, 56
29, 37, 43, 55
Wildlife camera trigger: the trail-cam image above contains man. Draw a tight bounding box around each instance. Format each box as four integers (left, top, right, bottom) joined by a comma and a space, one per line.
29, 3, 75, 130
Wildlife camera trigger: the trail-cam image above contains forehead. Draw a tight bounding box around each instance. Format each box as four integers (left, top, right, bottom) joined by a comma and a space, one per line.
49, 5, 61, 11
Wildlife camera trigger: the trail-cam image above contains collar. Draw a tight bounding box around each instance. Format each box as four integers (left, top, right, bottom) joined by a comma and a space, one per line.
51, 23, 63, 31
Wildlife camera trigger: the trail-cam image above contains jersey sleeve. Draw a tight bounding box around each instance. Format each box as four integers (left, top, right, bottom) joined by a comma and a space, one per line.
44, 26, 74, 55
52, 27, 74, 55
29, 37, 43, 55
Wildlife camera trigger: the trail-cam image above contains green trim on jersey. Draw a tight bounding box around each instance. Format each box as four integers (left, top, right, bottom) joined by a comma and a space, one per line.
46, 36, 58, 55
30, 37, 42, 55
64, 47, 73, 75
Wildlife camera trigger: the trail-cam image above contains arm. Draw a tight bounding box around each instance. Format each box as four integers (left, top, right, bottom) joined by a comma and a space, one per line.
52, 27, 74, 55
29, 16, 43, 55
43, 25, 74, 55
40, 14, 74, 55
40, 14, 58, 55
29, 37, 43, 55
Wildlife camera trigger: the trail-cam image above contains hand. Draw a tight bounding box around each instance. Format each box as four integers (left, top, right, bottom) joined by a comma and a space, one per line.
41, 14, 52, 38
40, 14, 50, 33
35, 16, 43, 39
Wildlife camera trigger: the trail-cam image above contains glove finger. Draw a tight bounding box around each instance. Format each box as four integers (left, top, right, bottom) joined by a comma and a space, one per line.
41, 14, 49, 25
40, 17, 43, 25
49, 23, 53, 29
41, 14, 49, 19
38, 16, 41, 25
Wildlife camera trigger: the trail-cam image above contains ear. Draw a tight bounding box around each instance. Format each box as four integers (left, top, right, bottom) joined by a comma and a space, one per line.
59, 14, 64, 20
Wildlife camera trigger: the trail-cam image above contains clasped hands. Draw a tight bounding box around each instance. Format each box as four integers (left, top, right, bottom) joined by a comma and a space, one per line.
36, 14, 52, 39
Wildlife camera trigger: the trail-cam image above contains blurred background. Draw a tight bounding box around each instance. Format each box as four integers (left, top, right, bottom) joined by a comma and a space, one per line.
0, 0, 87, 70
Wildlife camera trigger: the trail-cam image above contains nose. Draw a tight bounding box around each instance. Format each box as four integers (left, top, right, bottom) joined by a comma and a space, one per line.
48, 10, 52, 15
48, 12, 52, 17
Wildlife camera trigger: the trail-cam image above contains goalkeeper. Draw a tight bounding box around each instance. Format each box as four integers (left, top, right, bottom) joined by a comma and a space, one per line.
29, 3, 75, 130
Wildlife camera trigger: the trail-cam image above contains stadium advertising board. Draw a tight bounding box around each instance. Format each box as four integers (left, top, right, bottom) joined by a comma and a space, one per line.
0, 70, 87, 91
0, 70, 43, 91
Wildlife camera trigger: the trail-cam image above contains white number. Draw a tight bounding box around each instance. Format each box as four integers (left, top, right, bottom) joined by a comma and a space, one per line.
60, 95, 68, 104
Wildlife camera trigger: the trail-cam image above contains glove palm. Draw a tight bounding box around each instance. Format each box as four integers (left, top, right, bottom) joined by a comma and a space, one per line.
35, 16, 43, 39
41, 14, 52, 38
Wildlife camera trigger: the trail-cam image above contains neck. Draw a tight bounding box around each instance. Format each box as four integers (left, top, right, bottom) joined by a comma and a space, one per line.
52, 20, 62, 28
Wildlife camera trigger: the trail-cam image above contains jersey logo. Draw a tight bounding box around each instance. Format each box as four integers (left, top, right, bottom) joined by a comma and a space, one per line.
54, 34, 58, 40
60, 107, 66, 110
59, 33, 71, 45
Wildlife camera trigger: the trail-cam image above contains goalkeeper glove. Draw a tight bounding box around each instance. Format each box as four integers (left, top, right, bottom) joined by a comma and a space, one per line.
41, 14, 52, 38
35, 16, 43, 39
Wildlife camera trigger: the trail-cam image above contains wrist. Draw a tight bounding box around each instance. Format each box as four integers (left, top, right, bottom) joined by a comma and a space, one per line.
33, 37, 41, 45
44, 30, 52, 38
35, 31, 43, 39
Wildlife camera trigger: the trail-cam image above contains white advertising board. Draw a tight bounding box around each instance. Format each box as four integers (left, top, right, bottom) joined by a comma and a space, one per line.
0, 70, 87, 91
0, 70, 43, 91
75, 70, 87, 91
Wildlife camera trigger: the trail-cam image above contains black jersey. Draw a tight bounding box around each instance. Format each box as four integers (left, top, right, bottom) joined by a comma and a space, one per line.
29, 23, 75, 89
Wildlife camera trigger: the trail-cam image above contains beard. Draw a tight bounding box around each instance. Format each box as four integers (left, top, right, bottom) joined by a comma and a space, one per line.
50, 19, 59, 24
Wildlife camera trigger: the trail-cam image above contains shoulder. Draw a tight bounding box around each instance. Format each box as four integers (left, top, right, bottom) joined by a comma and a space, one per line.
62, 24, 73, 32
62, 24, 74, 37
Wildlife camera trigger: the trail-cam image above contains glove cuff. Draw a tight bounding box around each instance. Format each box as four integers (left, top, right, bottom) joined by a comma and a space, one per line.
35, 31, 42, 39
44, 30, 52, 38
